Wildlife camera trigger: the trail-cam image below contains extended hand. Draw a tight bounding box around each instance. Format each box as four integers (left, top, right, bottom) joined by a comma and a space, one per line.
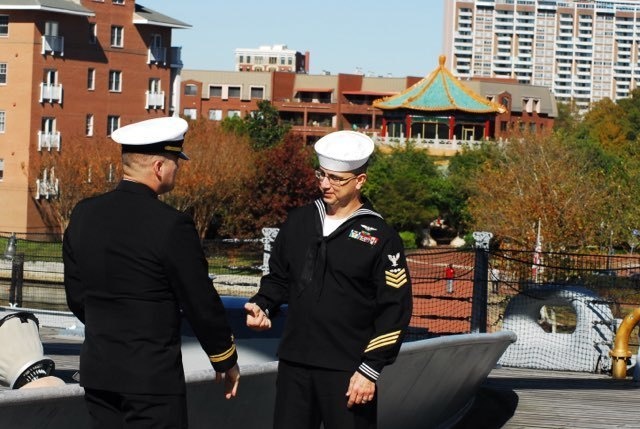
244, 302, 272, 331
346, 371, 376, 408
215, 363, 240, 399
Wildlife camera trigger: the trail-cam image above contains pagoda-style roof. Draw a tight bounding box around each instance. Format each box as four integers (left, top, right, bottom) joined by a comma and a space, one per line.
373, 56, 506, 114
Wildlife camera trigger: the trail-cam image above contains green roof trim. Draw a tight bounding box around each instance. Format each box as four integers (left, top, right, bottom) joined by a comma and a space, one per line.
373, 56, 506, 114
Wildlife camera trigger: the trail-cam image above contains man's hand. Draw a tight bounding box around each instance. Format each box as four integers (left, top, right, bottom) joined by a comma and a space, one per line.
245, 302, 272, 331
215, 363, 240, 399
346, 371, 376, 408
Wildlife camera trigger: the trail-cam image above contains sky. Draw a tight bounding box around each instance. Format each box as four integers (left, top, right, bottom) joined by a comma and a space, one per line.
139, 0, 446, 78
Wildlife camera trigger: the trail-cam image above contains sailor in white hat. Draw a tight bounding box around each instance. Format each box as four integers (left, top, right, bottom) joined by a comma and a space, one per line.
64, 116, 240, 428
111, 116, 190, 160
246, 130, 412, 429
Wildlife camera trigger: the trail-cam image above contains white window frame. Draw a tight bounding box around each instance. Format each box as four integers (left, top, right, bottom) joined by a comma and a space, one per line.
0, 111, 5, 133
87, 68, 95, 90
107, 115, 120, 136
183, 108, 197, 120
0, 15, 8, 37
113, 0, 125, 4
0, 63, 6, 84
227, 110, 241, 118
109, 70, 122, 92
185, 84, 197, 96
86, 114, 94, 136
110, 26, 123, 47
89, 23, 97, 44
208, 109, 222, 121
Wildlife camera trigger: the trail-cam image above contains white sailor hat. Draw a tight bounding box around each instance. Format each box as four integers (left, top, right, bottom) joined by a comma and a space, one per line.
111, 117, 190, 160
314, 131, 374, 172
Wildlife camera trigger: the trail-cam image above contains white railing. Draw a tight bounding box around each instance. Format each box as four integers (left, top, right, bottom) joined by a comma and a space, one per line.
41, 35, 64, 56
372, 133, 487, 152
37, 131, 61, 151
145, 91, 165, 109
35, 178, 59, 200
39, 83, 63, 104
148, 46, 167, 64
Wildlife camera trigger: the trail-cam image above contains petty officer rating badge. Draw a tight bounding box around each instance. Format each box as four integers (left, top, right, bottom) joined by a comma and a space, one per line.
385, 253, 408, 288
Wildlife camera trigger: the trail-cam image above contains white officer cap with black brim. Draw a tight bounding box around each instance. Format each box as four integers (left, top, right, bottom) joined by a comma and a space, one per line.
111, 117, 190, 160
314, 130, 374, 172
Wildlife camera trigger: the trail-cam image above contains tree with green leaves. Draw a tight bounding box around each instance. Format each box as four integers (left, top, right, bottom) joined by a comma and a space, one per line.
363, 144, 443, 235
244, 100, 291, 150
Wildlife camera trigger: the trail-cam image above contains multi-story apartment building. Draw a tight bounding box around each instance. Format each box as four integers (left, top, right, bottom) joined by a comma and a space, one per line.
234, 44, 309, 73
180, 66, 556, 146
0, 0, 188, 233
444, 0, 640, 110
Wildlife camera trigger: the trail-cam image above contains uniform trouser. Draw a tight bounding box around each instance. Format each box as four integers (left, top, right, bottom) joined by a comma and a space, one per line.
84, 387, 188, 429
274, 359, 376, 429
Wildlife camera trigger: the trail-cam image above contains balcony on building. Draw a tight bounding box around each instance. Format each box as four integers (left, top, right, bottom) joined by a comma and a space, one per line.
37, 131, 61, 151
42, 35, 64, 56
39, 82, 63, 104
293, 88, 333, 104
145, 91, 165, 109
170, 47, 183, 68
148, 46, 167, 65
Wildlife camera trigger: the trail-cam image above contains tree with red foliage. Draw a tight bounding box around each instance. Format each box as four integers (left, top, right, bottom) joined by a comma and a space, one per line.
221, 134, 318, 237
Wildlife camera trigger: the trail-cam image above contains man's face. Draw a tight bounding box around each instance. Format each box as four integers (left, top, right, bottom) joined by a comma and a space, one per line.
316, 168, 365, 207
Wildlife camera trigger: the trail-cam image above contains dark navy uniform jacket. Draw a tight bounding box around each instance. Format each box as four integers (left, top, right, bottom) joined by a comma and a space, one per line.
251, 199, 412, 382
63, 180, 237, 394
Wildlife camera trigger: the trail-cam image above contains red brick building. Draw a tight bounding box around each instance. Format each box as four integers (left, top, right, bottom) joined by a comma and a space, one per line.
0, 1, 188, 233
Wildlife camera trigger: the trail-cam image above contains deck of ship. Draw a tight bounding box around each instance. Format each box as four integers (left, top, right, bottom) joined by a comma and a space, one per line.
13, 329, 640, 428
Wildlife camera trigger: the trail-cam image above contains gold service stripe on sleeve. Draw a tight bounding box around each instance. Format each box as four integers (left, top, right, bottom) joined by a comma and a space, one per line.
209, 344, 236, 363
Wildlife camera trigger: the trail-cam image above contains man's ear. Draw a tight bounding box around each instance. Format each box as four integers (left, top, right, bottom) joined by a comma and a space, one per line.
355, 173, 367, 190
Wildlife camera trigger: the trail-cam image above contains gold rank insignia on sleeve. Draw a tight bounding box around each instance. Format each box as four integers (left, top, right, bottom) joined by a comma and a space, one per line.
364, 330, 401, 353
385, 268, 407, 288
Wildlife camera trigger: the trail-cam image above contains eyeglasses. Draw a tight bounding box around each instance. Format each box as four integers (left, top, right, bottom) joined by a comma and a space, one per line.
314, 169, 358, 186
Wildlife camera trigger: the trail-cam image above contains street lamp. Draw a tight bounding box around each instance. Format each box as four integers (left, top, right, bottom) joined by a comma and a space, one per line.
4, 233, 16, 260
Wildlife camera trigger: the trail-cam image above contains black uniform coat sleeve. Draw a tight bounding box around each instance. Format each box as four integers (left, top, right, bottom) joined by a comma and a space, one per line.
63, 180, 236, 394
251, 199, 412, 381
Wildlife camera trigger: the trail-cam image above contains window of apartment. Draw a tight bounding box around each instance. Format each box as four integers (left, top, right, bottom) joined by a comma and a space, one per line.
0, 159, 4, 181
89, 23, 97, 44
0, 16, 8, 36
0, 111, 5, 133
288, 57, 293, 65
45, 21, 58, 37
113, 0, 125, 4
228, 86, 241, 98
0, 62, 7, 84
149, 78, 160, 93
246, 55, 251, 63
227, 110, 241, 118
87, 68, 95, 90
109, 70, 122, 92
209, 85, 222, 97
269, 56, 277, 65
208, 109, 222, 121
250, 86, 264, 99
42, 117, 56, 135
183, 108, 197, 120
107, 115, 120, 135
110, 26, 123, 47
280, 57, 285, 65
184, 84, 197, 96
86, 114, 94, 136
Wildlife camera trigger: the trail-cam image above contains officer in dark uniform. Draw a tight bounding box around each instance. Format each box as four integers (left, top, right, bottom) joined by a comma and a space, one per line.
63, 117, 240, 429
245, 131, 412, 429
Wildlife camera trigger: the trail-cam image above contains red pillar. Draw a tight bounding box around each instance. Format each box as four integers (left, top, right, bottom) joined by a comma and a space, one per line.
381, 118, 387, 137
448, 116, 455, 140
406, 115, 412, 138
484, 120, 490, 139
